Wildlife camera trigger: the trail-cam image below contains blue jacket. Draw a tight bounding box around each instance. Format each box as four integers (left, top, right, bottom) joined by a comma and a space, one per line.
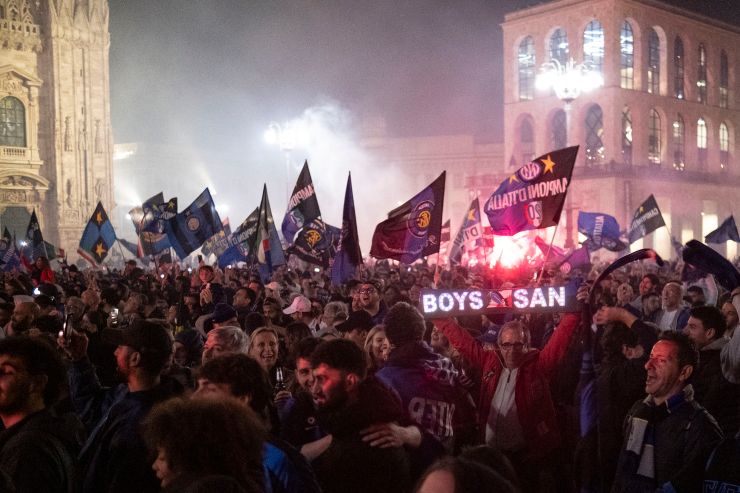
70, 358, 178, 493
376, 342, 463, 448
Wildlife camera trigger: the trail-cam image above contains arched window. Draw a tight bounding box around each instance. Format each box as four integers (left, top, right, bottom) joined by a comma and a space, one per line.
520, 118, 535, 165
0, 96, 26, 148
620, 21, 634, 89
719, 122, 730, 170
674, 37, 685, 99
622, 107, 633, 165
549, 28, 568, 65
518, 37, 535, 101
551, 109, 567, 150
585, 104, 604, 167
648, 109, 661, 166
672, 115, 685, 171
720, 50, 729, 108
697, 44, 707, 104
583, 20, 604, 74
647, 29, 660, 94
697, 118, 707, 169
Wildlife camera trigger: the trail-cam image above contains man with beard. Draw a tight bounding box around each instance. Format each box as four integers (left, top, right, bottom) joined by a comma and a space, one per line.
0, 337, 84, 493
6, 301, 39, 336
310, 339, 411, 493
63, 319, 179, 493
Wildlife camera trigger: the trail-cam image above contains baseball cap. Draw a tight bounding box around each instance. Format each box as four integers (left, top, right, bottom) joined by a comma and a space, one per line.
211, 303, 238, 324
102, 319, 173, 356
336, 310, 374, 334
283, 295, 312, 315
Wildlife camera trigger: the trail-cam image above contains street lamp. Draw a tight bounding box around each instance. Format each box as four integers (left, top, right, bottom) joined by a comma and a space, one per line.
264, 122, 297, 200
536, 58, 603, 248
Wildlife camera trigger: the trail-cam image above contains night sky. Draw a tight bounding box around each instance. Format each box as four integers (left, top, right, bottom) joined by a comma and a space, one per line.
107, 0, 740, 240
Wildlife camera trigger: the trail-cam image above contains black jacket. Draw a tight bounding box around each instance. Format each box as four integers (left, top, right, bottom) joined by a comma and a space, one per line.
312, 377, 411, 493
692, 338, 740, 436
0, 409, 85, 493
613, 386, 723, 493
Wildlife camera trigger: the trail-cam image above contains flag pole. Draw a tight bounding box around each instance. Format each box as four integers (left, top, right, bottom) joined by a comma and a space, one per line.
536, 223, 562, 285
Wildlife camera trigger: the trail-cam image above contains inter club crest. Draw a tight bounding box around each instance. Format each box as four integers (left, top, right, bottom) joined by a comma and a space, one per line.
517, 160, 543, 182
304, 228, 322, 248
408, 200, 434, 238
186, 216, 200, 232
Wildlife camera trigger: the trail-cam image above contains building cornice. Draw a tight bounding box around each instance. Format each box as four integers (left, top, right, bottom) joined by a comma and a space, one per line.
503, 0, 740, 35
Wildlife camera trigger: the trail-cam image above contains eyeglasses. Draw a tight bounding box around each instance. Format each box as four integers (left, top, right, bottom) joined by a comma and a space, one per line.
358, 288, 377, 295
499, 342, 525, 351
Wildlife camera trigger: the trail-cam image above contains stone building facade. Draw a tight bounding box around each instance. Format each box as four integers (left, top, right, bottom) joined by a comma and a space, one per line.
0, 0, 113, 253
499, 0, 739, 258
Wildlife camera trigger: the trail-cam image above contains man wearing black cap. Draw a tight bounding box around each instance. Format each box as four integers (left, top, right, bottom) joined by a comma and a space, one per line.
63, 319, 178, 493
336, 309, 374, 348
210, 302, 239, 330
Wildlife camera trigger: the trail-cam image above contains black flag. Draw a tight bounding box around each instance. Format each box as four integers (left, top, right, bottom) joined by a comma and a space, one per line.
281, 161, 321, 244
628, 194, 666, 244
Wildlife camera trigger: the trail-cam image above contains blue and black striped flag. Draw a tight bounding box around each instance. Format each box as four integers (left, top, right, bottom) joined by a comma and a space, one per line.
165, 188, 223, 259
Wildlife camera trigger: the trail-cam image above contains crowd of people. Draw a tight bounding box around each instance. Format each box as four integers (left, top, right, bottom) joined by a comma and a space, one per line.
0, 250, 739, 492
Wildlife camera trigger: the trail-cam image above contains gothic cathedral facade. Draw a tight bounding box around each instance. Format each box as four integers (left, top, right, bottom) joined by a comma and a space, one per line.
0, 0, 113, 254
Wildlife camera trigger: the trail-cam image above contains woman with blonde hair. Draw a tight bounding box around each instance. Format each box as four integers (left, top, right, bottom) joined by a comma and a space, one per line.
364, 324, 390, 376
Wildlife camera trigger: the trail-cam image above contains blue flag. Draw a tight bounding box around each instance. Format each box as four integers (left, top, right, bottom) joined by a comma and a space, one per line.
288, 219, 340, 268
282, 161, 322, 244
78, 202, 117, 264
118, 238, 140, 258
577, 211, 626, 252
705, 215, 740, 244
449, 197, 483, 265
557, 245, 591, 274
0, 231, 20, 271
485, 146, 578, 235
130, 193, 176, 255
252, 185, 286, 282
331, 173, 363, 285
370, 171, 446, 263
165, 188, 223, 259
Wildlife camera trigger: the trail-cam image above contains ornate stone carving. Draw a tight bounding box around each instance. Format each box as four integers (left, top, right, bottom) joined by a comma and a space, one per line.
63, 209, 80, 222
0, 74, 23, 95
64, 116, 72, 151
1, 190, 26, 203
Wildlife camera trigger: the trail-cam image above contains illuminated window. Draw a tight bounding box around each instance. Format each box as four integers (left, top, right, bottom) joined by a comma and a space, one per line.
672, 115, 685, 170
520, 118, 535, 164
698, 45, 707, 104
585, 104, 604, 167
583, 20, 604, 74
620, 21, 634, 89
720, 122, 730, 170
697, 117, 707, 169
551, 109, 567, 150
0, 96, 26, 148
647, 29, 660, 94
648, 109, 661, 166
549, 28, 568, 65
622, 107, 633, 165
518, 37, 535, 101
674, 37, 684, 99
720, 51, 729, 108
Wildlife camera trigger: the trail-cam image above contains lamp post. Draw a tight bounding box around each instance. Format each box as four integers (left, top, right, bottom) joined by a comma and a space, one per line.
536, 58, 602, 247
264, 122, 296, 201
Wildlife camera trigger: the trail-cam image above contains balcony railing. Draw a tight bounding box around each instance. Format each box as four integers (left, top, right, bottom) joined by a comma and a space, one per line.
0, 146, 29, 159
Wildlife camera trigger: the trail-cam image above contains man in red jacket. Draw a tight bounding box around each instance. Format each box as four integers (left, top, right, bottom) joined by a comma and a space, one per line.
433, 309, 581, 492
